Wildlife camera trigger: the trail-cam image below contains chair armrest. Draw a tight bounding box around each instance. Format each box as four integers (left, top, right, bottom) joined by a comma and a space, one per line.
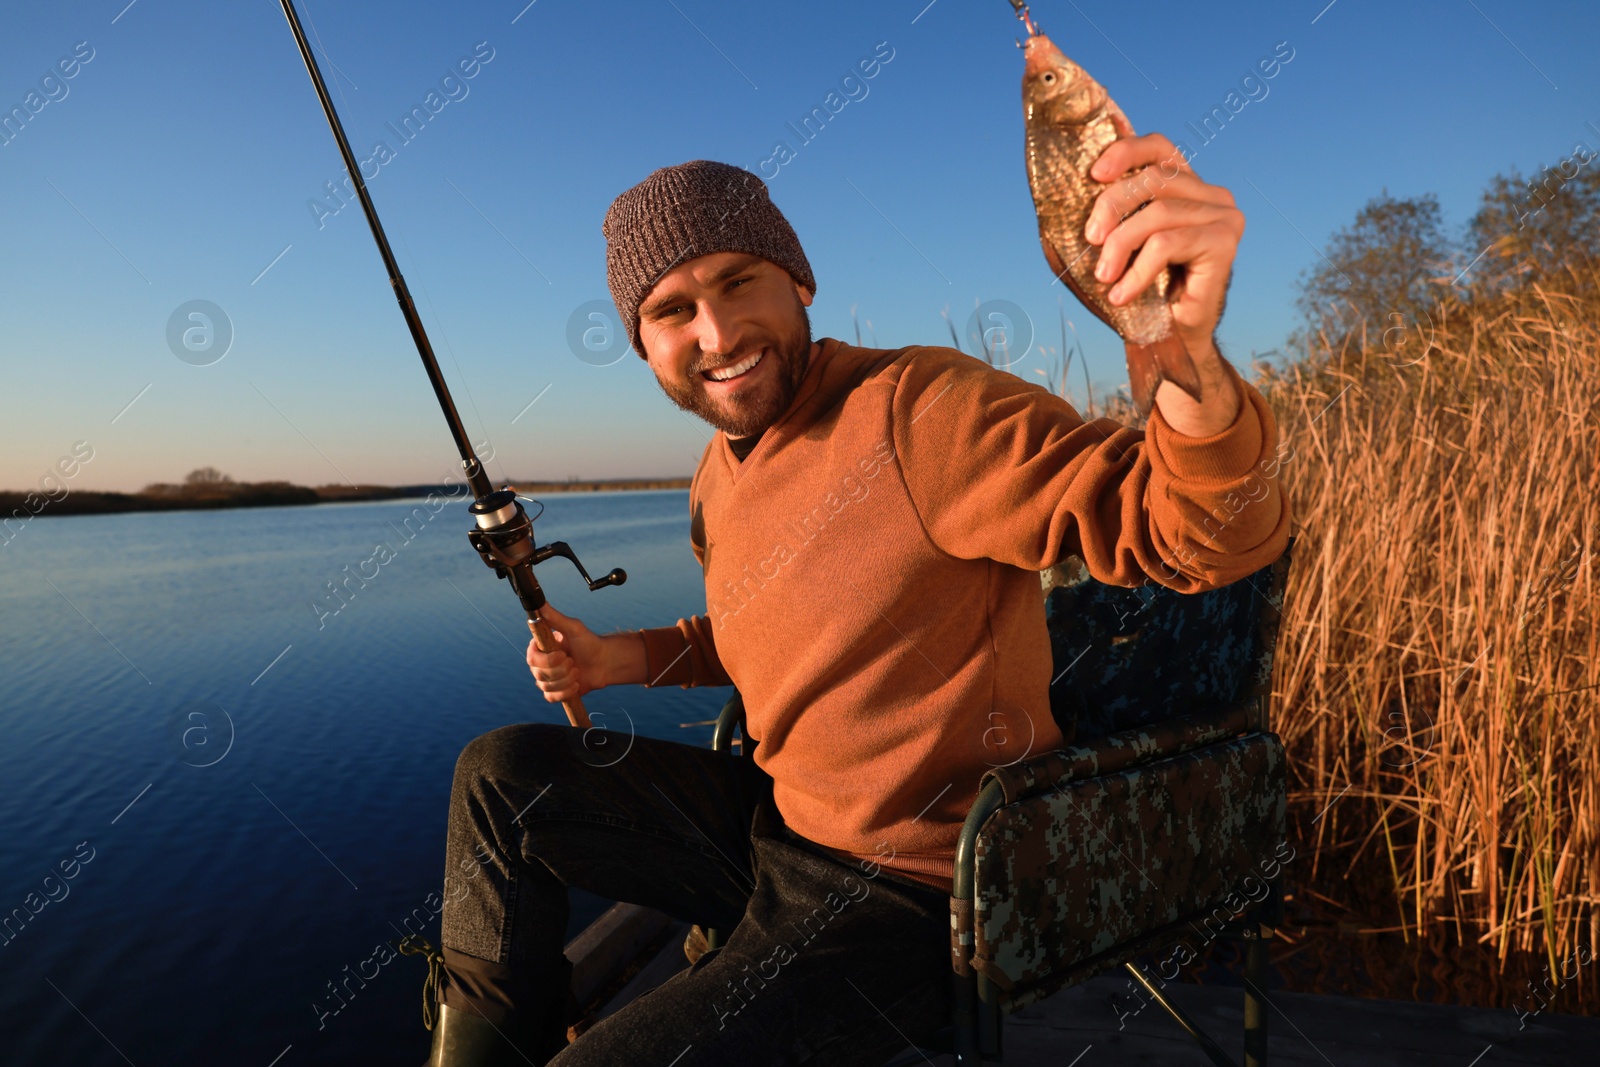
712, 691, 747, 756
979, 704, 1250, 806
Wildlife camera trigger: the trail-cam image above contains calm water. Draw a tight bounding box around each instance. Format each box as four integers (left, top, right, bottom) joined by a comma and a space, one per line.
0, 490, 728, 1065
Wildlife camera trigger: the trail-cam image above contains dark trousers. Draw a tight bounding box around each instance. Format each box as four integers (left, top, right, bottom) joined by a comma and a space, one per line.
440, 722, 953, 1066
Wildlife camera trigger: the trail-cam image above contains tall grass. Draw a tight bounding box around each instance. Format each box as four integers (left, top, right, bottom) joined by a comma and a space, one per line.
1250, 260, 1598, 1007
1035, 262, 1597, 1006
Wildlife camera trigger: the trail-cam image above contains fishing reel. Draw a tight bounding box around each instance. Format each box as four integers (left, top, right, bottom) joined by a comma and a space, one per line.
466, 488, 626, 617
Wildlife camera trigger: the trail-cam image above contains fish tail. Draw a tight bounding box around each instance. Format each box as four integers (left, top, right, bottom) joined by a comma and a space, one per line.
1124, 334, 1203, 416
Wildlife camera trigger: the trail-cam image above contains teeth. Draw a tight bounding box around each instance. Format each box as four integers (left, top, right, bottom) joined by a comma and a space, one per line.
706, 350, 763, 382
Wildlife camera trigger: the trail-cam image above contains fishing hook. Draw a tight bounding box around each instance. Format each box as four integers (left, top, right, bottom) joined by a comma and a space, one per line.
1008, 0, 1040, 37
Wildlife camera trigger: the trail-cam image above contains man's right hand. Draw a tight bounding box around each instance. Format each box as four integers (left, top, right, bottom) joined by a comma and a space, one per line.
525, 605, 648, 703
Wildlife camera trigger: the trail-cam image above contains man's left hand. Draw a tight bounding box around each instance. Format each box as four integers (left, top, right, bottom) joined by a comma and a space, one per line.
1083, 132, 1246, 437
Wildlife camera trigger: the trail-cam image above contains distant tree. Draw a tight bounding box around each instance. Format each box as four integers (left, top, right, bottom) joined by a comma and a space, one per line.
184, 467, 234, 486
1293, 192, 1454, 353
1464, 153, 1600, 292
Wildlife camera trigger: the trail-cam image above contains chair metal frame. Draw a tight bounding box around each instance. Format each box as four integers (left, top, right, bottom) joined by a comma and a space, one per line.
707, 542, 1295, 1067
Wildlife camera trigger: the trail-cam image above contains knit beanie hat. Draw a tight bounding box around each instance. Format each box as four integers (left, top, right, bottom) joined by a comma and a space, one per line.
602, 160, 816, 358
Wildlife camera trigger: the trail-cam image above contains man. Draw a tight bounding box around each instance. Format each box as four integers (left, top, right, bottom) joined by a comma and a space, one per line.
424, 145, 1289, 1065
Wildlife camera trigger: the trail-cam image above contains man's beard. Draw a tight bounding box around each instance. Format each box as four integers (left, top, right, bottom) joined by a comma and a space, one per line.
652, 296, 814, 438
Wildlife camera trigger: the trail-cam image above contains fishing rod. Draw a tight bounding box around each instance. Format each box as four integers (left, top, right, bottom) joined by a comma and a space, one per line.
278, 0, 625, 729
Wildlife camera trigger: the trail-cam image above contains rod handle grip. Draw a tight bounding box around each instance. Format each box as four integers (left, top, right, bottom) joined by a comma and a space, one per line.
528, 613, 592, 729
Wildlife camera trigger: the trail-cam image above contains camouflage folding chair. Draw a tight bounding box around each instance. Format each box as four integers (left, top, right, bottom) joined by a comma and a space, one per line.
707, 538, 1295, 1067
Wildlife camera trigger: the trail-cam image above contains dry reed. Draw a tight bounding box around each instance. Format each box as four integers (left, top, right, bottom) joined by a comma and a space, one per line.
1250, 260, 1598, 1007
1041, 263, 1596, 1007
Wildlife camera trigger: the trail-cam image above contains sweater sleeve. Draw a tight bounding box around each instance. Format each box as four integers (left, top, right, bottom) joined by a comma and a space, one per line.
890, 347, 1290, 592
638, 616, 731, 688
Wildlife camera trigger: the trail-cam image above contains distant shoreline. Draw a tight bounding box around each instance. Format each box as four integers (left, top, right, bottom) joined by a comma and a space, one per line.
0, 477, 693, 519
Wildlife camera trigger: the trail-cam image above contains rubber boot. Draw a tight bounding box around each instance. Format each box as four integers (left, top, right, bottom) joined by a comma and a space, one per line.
423, 1002, 569, 1067
402, 934, 580, 1066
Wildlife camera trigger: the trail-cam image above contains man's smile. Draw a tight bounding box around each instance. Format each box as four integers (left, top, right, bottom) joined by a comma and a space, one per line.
702, 348, 767, 385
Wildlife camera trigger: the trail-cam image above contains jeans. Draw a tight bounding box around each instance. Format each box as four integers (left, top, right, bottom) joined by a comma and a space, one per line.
439, 722, 953, 1066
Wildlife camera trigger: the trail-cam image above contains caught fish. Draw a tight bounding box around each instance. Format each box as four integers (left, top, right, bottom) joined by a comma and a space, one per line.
1016, 6, 1203, 416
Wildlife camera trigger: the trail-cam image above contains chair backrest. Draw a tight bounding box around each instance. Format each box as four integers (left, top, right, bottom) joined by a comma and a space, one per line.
1042, 540, 1294, 742
961, 729, 1288, 1012
950, 541, 1297, 1039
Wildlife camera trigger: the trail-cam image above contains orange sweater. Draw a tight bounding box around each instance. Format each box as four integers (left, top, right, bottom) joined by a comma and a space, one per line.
639, 339, 1290, 892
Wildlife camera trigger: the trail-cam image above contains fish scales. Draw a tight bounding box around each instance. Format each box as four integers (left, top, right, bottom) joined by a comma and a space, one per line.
1021, 29, 1203, 414
1026, 92, 1170, 345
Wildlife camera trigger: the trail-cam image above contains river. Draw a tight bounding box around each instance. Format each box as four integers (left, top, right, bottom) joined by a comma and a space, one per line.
0, 490, 726, 1064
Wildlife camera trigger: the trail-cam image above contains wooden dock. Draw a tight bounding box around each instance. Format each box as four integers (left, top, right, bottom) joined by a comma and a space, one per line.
566, 904, 1600, 1065
943, 971, 1596, 1066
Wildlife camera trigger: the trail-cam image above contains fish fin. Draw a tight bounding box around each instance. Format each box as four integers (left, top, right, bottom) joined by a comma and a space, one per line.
1039, 234, 1073, 285
1153, 334, 1205, 403
1123, 338, 1162, 417
1107, 102, 1135, 140
1124, 333, 1203, 417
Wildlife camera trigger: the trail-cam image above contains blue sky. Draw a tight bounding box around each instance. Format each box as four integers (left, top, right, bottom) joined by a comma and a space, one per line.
2, 0, 1595, 491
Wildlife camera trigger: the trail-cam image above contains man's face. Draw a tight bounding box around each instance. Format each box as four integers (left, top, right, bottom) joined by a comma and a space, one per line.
636, 252, 814, 438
